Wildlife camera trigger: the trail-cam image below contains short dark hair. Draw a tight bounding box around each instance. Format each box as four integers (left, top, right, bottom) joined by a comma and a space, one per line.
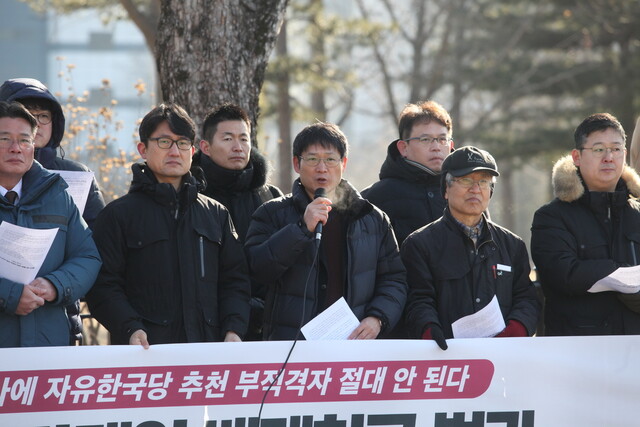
15, 97, 56, 113
0, 101, 38, 134
398, 100, 452, 140
138, 103, 196, 145
202, 103, 251, 142
292, 122, 349, 159
574, 113, 626, 149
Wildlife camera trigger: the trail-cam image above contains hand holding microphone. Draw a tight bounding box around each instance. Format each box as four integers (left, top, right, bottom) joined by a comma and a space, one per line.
303, 188, 332, 239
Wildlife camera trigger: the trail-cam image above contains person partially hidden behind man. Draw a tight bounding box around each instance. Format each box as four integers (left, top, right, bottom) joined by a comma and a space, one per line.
245, 122, 407, 341
402, 146, 540, 350
0, 101, 101, 347
86, 103, 250, 347
362, 100, 454, 246
531, 113, 640, 335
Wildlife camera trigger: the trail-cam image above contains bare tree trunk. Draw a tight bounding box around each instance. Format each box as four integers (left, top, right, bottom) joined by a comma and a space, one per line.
276, 19, 293, 192
119, 0, 160, 51
156, 0, 288, 140
309, 0, 326, 120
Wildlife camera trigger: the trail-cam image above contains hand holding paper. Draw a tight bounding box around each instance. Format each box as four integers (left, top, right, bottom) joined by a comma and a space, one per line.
15, 285, 45, 316
0, 222, 58, 285
301, 297, 360, 341
588, 265, 640, 294
451, 295, 506, 338
28, 277, 57, 302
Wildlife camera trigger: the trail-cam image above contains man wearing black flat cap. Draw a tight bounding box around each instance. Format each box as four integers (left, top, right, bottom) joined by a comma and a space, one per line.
401, 146, 540, 349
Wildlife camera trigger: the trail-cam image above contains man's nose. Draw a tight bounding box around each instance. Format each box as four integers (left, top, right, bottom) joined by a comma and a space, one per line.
232, 140, 244, 151
8, 139, 24, 151
469, 182, 482, 192
167, 142, 181, 154
602, 148, 615, 160
315, 160, 329, 171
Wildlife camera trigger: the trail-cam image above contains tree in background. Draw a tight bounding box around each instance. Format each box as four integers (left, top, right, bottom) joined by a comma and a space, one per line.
156, 0, 288, 131
22, 0, 288, 137
351, 0, 640, 230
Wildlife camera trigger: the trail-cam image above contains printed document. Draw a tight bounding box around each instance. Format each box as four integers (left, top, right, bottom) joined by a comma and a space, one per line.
0, 222, 58, 284
451, 295, 506, 338
52, 170, 94, 214
301, 297, 360, 341
588, 265, 640, 294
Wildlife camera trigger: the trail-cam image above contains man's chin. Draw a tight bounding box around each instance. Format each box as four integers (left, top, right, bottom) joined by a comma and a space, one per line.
427, 161, 443, 172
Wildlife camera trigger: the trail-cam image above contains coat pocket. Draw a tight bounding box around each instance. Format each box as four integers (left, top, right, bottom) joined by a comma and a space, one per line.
193, 225, 222, 281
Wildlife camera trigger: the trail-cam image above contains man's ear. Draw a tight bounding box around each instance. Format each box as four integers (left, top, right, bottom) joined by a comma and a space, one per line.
199, 139, 210, 155
571, 148, 581, 167
137, 142, 147, 159
293, 155, 301, 173
397, 139, 408, 157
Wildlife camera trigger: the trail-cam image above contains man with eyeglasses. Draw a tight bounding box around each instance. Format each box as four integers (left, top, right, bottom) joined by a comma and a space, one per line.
362, 100, 454, 246
245, 122, 407, 341
190, 104, 282, 341
402, 146, 540, 350
531, 113, 640, 336
0, 101, 101, 347
86, 103, 250, 347
0, 78, 107, 344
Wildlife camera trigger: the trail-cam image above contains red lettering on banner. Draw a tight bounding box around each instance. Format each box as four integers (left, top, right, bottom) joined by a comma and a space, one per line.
0, 359, 493, 414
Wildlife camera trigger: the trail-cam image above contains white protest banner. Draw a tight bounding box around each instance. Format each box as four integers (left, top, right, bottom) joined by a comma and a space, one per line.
1, 336, 639, 426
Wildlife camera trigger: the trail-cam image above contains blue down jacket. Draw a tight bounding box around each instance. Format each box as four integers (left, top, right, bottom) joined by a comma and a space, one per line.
0, 161, 101, 347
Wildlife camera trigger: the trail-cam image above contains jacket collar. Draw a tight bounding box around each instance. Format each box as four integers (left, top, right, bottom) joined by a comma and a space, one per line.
193, 149, 271, 193
291, 178, 372, 221
442, 207, 495, 247
378, 139, 441, 184
129, 162, 200, 208
552, 155, 640, 202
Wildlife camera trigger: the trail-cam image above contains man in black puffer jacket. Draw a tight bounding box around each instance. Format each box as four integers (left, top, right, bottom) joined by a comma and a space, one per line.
245, 122, 407, 341
531, 113, 640, 336
0, 78, 106, 344
362, 100, 454, 246
191, 104, 282, 340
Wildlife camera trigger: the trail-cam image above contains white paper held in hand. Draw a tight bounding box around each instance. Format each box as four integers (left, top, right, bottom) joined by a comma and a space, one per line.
301, 297, 360, 340
0, 222, 58, 284
588, 265, 640, 294
451, 295, 506, 338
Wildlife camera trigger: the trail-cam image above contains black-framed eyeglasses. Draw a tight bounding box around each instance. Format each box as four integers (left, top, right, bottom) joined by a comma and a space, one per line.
29, 111, 52, 125
580, 144, 625, 158
149, 137, 194, 151
0, 136, 35, 149
451, 177, 494, 190
404, 135, 451, 146
299, 156, 341, 168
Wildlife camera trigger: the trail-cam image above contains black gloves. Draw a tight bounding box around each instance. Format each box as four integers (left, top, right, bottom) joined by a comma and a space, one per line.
422, 323, 448, 350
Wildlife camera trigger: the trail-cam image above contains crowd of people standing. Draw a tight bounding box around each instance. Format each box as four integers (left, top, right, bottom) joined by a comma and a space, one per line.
2, 77, 640, 349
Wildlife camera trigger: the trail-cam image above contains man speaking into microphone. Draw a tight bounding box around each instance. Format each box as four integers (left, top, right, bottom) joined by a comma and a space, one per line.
245, 122, 407, 341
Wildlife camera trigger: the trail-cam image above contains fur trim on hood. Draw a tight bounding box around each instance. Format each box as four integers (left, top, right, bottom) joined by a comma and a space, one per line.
552, 155, 640, 202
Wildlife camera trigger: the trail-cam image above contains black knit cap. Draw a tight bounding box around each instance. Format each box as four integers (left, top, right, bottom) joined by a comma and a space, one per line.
440, 146, 499, 195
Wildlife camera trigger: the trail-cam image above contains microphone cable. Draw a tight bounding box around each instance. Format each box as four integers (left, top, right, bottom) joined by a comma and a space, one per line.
256, 218, 323, 420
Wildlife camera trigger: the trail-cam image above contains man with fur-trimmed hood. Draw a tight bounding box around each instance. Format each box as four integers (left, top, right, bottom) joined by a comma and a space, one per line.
531, 113, 640, 336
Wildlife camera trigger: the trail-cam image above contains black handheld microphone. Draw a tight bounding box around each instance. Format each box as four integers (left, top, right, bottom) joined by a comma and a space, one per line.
314, 187, 326, 242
